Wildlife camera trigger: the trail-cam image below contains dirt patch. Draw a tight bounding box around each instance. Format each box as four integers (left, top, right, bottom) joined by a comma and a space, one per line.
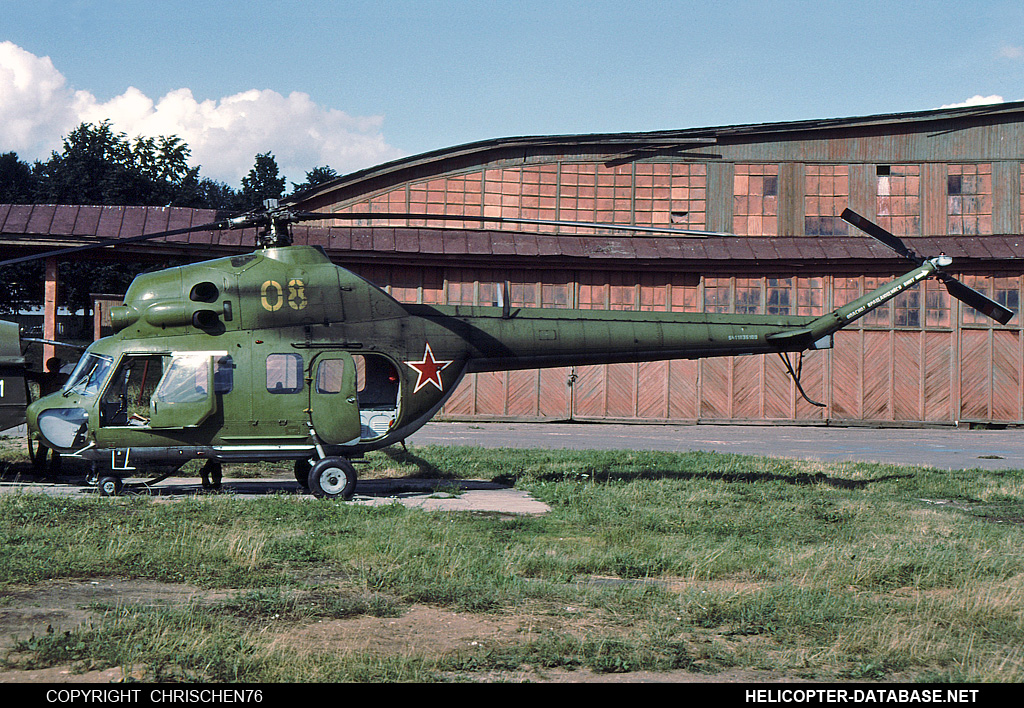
0, 578, 817, 683
0, 578, 232, 650
266, 604, 604, 658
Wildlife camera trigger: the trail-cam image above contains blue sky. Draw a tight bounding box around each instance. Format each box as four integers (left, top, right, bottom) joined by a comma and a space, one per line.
3, 0, 1024, 186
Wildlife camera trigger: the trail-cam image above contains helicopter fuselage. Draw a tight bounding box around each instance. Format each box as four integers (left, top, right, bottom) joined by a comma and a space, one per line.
26, 243, 940, 476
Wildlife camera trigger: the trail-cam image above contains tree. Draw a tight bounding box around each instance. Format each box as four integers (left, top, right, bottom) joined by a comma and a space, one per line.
240, 152, 286, 209
33, 120, 201, 207
290, 165, 338, 196
0, 152, 37, 203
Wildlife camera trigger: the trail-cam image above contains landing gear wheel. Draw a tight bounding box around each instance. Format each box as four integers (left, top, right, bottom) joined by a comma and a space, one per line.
307, 457, 357, 500
27, 435, 41, 466
28, 437, 60, 478
200, 460, 222, 491
97, 475, 123, 497
294, 458, 311, 489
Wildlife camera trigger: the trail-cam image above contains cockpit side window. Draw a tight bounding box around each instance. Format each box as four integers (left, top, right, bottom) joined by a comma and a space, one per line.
63, 353, 113, 397
154, 355, 211, 405
214, 356, 234, 394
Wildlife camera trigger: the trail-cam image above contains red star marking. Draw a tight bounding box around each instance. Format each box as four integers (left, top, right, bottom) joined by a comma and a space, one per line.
404, 343, 453, 393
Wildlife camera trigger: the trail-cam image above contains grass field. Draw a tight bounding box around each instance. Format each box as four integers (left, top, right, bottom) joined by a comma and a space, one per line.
1, 443, 1022, 682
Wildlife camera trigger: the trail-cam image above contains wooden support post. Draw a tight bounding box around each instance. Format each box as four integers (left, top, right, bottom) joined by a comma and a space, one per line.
43, 257, 58, 368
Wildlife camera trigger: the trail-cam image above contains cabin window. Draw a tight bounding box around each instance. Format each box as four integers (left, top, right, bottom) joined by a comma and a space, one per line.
266, 353, 303, 393
353, 354, 400, 410
214, 356, 234, 394
63, 353, 113, 398
315, 359, 345, 394
99, 354, 164, 426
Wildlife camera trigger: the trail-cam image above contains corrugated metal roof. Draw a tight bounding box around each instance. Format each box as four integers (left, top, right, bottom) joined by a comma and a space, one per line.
289, 100, 1024, 207
3, 204, 1024, 269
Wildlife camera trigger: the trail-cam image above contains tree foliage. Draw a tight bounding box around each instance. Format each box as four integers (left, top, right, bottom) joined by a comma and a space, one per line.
240, 152, 286, 210
291, 165, 339, 195
0, 121, 337, 312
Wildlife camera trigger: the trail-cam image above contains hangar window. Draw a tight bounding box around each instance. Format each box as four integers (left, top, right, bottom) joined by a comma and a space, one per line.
876, 165, 920, 236
804, 165, 849, 236
634, 163, 707, 231
767, 278, 793, 315
733, 165, 778, 236
961, 276, 1020, 326
735, 279, 762, 314
703, 277, 731, 314
894, 290, 921, 327
797, 277, 824, 316
925, 280, 951, 328
947, 164, 992, 235
833, 276, 891, 327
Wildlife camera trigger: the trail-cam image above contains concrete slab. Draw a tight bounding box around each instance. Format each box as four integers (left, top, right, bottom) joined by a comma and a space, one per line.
408, 421, 1024, 471
0, 473, 551, 515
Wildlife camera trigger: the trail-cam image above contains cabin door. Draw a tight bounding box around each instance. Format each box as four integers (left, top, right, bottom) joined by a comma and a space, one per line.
308, 352, 360, 445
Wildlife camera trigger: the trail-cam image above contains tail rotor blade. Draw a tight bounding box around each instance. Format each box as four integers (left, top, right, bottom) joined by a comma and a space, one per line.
841, 208, 1014, 325
938, 273, 1014, 325
840, 208, 922, 263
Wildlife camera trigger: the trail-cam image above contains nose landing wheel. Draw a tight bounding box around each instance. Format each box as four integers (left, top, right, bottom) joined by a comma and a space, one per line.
97, 475, 123, 497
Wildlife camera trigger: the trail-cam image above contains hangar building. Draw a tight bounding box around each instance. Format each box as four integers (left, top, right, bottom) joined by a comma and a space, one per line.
4, 101, 1024, 426
289, 102, 1024, 426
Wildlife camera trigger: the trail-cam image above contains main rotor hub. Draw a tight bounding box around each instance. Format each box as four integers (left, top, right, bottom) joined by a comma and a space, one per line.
227, 199, 297, 248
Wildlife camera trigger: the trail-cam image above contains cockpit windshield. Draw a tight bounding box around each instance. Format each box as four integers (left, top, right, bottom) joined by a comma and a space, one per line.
62, 352, 114, 397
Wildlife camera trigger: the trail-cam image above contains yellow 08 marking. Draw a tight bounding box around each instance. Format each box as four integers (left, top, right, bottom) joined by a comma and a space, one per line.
260, 280, 284, 312
261, 279, 308, 311
287, 279, 308, 310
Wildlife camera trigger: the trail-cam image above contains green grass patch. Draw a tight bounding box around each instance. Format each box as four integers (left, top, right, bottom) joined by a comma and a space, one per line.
1, 444, 1022, 682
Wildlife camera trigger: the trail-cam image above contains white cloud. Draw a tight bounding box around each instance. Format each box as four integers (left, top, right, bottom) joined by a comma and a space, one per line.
938, 95, 1005, 109
0, 41, 405, 185
0, 41, 80, 158
998, 45, 1024, 60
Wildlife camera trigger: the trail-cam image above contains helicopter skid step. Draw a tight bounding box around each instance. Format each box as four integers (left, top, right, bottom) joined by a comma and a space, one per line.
79, 444, 322, 466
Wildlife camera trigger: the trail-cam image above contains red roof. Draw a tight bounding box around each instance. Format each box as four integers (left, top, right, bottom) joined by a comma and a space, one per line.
3, 204, 1024, 270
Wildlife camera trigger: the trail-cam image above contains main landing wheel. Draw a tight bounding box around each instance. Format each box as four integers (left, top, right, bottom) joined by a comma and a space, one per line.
307, 457, 357, 500
97, 475, 123, 497
294, 458, 311, 489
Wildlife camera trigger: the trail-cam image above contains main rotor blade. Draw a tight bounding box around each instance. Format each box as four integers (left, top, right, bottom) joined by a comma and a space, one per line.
0, 218, 232, 267
841, 208, 1014, 325
840, 208, 922, 263
307, 211, 728, 237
